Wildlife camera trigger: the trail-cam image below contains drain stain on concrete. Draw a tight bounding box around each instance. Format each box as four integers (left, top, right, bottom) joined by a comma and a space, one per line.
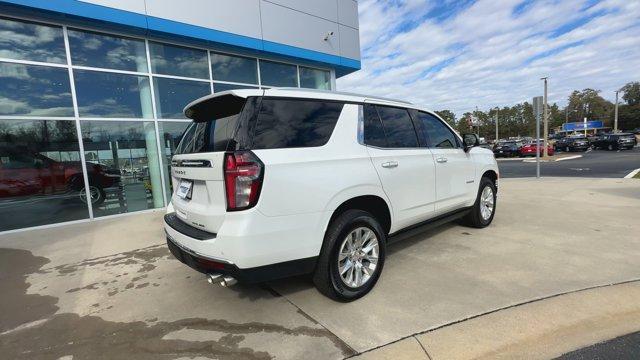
0, 248, 355, 359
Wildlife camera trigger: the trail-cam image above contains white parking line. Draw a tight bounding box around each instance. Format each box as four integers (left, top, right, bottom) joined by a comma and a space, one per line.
624, 168, 640, 179
556, 155, 583, 162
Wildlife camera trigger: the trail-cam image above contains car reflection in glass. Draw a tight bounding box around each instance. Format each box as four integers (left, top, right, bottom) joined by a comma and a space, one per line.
0, 149, 121, 205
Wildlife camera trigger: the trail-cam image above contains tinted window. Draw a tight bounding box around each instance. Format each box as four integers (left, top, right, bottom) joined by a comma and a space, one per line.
251, 99, 343, 149
0, 17, 66, 63
68, 29, 147, 71
149, 42, 208, 79
0, 62, 74, 116
363, 104, 387, 147
417, 112, 459, 149
175, 97, 249, 154
376, 106, 418, 148
74, 69, 152, 118
211, 53, 258, 84
153, 77, 210, 119
259, 60, 298, 87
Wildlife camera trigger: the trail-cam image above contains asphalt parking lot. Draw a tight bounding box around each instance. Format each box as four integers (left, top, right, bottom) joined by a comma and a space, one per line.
498, 147, 640, 178
1, 177, 640, 359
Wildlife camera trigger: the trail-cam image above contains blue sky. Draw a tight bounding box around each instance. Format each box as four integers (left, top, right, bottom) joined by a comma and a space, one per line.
337, 0, 640, 116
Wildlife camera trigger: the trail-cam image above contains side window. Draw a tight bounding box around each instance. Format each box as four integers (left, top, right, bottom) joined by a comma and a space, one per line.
251, 99, 344, 149
376, 106, 418, 148
363, 104, 387, 147
417, 112, 459, 149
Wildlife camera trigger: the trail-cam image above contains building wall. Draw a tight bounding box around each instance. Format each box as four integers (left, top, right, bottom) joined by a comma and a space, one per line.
0, 0, 360, 76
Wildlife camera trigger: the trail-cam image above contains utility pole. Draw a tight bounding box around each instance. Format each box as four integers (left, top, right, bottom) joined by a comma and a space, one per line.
614, 90, 620, 133
495, 109, 498, 142
541, 77, 549, 158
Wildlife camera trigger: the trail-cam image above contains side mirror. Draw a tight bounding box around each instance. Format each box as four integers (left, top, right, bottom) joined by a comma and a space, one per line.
462, 134, 479, 152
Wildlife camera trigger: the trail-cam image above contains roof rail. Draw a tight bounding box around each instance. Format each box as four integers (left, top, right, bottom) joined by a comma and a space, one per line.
271, 87, 413, 105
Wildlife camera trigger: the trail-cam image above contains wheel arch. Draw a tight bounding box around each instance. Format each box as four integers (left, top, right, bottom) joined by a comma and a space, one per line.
326, 195, 392, 236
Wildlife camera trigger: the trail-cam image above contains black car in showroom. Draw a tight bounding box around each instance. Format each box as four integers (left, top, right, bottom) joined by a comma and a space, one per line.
493, 141, 523, 157
554, 136, 590, 152
591, 133, 637, 150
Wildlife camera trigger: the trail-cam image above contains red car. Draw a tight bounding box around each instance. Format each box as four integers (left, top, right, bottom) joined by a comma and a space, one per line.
520, 143, 554, 157
0, 150, 120, 205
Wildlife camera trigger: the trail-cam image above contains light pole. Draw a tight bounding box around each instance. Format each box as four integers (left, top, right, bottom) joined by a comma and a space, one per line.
541, 77, 549, 158
614, 89, 620, 133
495, 108, 499, 142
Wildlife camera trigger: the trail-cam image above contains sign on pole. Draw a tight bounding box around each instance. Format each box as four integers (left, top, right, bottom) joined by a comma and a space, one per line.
532, 96, 543, 178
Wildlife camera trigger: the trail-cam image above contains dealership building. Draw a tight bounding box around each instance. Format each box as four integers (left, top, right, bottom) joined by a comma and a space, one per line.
0, 0, 361, 232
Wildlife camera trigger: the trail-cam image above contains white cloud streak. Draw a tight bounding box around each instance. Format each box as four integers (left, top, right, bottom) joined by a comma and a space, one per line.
338, 0, 640, 116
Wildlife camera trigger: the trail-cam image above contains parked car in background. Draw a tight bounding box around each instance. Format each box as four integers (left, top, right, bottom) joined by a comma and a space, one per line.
591, 133, 637, 150
520, 143, 554, 157
493, 141, 523, 157
554, 136, 589, 152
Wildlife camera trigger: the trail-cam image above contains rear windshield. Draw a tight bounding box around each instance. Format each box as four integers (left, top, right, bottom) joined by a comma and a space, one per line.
251, 98, 344, 149
175, 96, 344, 153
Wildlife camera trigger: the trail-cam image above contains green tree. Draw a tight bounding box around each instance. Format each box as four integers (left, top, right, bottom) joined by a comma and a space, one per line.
434, 110, 456, 127
621, 82, 640, 106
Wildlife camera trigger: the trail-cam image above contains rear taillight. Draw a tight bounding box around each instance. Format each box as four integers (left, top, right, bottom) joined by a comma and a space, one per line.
224, 151, 264, 211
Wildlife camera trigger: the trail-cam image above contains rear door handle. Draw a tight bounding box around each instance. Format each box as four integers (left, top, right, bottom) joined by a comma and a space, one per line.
436, 157, 448, 163
381, 161, 398, 168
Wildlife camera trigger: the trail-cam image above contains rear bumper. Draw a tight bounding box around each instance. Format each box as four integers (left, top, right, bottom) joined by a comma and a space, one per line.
166, 233, 316, 283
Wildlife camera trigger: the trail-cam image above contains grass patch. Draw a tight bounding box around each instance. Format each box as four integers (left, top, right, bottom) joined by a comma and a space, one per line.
634, 171, 640, 179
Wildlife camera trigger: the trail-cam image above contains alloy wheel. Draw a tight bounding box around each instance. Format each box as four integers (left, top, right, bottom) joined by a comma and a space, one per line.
338, 227, 379, 288
480, 186, 494, 221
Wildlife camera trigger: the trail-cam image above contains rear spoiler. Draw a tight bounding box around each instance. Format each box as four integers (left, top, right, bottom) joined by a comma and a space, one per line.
183, 89, 262, 122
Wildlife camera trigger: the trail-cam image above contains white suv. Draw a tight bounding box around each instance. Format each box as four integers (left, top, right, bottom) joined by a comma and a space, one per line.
164, 88, 498, 301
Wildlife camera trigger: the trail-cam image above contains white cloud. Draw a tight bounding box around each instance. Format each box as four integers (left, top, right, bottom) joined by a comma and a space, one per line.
338, 0, 640, 116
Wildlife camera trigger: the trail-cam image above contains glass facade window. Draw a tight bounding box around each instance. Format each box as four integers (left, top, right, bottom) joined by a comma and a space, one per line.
213, 82, 259, 93
68, 29, 147, 72
158, 121, 189, 199
153, 77, 211, 119
0, 62, 74, 117
81, 121, 163, 217
210, 52, 258, 84
0, 119, 89, 231
0, 15, 337, 232
0, 17, 66, 63
149, 42, 208, 79
259, 60, 298, 87
74, 70, 153, 118
300, 67, 331, 90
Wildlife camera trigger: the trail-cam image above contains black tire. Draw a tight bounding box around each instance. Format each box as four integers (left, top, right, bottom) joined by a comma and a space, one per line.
461, 177, 497, 228
608, 144, 614, 151
80, 185, 106, 206
313, 209, 386, 302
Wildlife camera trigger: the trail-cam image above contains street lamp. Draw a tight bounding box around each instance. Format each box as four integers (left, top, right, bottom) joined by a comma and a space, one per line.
540, 77, 549, 158
614, 88, 623, 133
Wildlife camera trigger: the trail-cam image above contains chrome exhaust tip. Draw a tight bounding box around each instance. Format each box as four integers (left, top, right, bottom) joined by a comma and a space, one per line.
206, 273, 237, 287
221, 276, 237, 287
206, 273, 223, 284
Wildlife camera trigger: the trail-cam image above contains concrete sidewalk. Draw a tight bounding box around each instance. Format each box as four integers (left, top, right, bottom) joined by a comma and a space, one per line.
354, 281, 640, 359
1, 177, 639, 359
